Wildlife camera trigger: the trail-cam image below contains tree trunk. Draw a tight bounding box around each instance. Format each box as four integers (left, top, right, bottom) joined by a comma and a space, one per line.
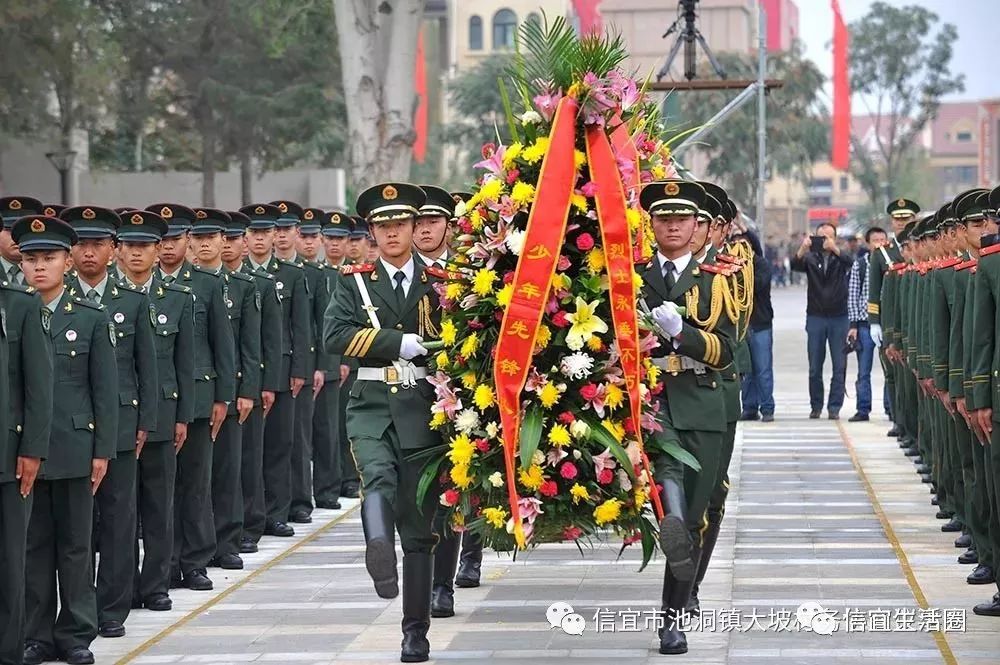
334, 0, 423, 191
199, 100, 217, 206
240, 147, 253, 205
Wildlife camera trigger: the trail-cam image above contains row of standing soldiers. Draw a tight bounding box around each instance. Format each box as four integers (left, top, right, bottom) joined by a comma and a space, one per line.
0, 192, 484, 665
869, 189, 1000, 617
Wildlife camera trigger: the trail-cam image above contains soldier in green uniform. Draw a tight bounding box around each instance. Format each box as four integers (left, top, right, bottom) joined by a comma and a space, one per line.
148, 203, 236, 590
17, 216, 118, 665
971, 185, 1000, 616
233, 207, 284, 552
242, 203, 312, 537
413, 186, 455, 268
0, 215, 52, 665
324, 183, 446, 663
0, 197, 44, 286
638, 180, 737, 655
347, 216, 372, 266
191, 209, 260, 571
870, 198, 918, 438
61, 206, 158, 638
313, 211, 353, 511
119, 211, 194, 612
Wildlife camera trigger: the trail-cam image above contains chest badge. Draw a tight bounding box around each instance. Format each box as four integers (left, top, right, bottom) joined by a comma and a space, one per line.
158, 313, 168, 324
66, 329, 77, 341
114, 312, 125, 324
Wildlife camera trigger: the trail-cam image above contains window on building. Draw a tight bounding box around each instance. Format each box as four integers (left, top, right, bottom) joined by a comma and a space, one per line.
493, 9, 517, 50
469, 15, 483, 50
839, 176, 849, 192
957, 165, 977, 182
956, 130, 973, 142
809, 178, 833, 193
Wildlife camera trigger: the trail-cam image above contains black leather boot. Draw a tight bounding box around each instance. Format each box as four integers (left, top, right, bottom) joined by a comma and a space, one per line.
455, 532, 483, 588
887, 425, 901, 438
401, 552, 433, 663
660, 547, 700, 655
361, 492, 399, 599
431, 533, 460, 618
686, 518, 721, 616
658, 479, 695, 581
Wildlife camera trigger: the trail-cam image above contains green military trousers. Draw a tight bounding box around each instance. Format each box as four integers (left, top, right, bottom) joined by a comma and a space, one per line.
0, 481, 31, 665
652, 423, 722, 550
352, 425, 438, 554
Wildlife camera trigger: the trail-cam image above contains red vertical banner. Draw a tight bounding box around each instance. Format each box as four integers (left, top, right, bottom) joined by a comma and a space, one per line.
413, 28, 428, 163
831, 0, 851, 171
572, 0, 603, 36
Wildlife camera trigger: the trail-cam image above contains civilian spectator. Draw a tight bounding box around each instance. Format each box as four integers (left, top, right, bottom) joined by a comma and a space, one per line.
741, 241, 775, 421
846, 226, 888, 422
791, 223, 854, 419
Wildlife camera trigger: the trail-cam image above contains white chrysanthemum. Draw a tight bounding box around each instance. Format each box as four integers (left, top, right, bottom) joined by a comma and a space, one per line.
559, 352, 595, 380
485, 421, 500, 439
454, 200, 468, 218
572, 449, 583, 460
532, 449, 546, 467
570, 420, 591, 440
488, 471, 504, 487
455, 408, 481, 434
520, 110, 542, 125
505, 229, 526, 256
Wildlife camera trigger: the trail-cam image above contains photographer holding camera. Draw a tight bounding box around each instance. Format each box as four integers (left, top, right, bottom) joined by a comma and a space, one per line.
791, 223, 854, 419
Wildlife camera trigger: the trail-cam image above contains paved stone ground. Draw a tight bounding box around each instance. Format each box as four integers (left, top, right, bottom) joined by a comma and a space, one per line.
94, 286, 1000, 664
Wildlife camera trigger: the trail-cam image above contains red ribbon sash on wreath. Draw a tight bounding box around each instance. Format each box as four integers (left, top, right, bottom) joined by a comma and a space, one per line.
494, 97, 663, 550
494, 97, 579, 549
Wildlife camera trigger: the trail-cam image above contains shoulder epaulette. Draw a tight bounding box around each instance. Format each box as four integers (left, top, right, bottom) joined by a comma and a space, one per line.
982, 244, 1000, 258
955, 259, 978, 271
249, 267, 274, 280
341, 263, 375, 275
937, 257, 961, 269
228, 270, 255, 283
164, 282, 192, 294
698, 262, 735, 276
302, 259, 324, 270
73, 297, 106, 311
277, 258, 305, 269
0, 280, 35, 294
715, 253, 746, 267
890, 262, 907, 272
424, 265, 459, 280
109, 279, 142, 295
191, 265, 224, 278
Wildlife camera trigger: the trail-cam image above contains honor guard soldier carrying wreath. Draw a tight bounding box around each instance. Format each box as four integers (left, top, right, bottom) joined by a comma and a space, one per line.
15, 216, 118, 665
638, 179, 737, 656
61, 205, 158, 640
324, 183, 447, 663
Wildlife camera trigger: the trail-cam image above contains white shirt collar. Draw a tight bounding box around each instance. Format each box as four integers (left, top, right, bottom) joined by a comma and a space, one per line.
44, 288, 65, 313
379, 255, 415, 288
78, 273, 109, 299
416, 250, 447, 267
249, 256, 270, 272
657, 251, 691, 277
160, 264, 183, 280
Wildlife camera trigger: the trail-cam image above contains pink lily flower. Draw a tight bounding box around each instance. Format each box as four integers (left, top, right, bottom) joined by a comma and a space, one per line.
474, 145, 507, 177
592, 447, 617, 475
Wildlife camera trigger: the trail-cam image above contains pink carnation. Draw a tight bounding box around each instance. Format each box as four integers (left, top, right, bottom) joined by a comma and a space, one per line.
597, 468, 614, 485
576, 233, 595, 251
559, 462, 578, 480
539, 480, 559, 498
563, 525, 583, 541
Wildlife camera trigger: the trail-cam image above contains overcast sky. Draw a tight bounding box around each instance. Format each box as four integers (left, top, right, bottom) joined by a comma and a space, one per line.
797, 0, 1000, 106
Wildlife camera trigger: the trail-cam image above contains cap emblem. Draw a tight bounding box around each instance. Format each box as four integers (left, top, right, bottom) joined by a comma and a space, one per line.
897, 198, 906, 207
131, 213, 143, 224
278, 202, 288, 213
304, 210, 314, 220
30, 219, 45, 233
665, 182, 680, 196
161, 206, 173, 219
82, 208, 96, 220
383, 185, 398, 200
196, 210, 207, 219
9, 200, 21, 210
254, 205, 265, 215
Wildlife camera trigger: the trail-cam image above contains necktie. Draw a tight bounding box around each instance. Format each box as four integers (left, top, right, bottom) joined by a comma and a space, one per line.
8, 264, 21, 285
393, 270, 406, 306
162, 274, 175, 284
87, 289, 100, 303
662, 260, 675, 292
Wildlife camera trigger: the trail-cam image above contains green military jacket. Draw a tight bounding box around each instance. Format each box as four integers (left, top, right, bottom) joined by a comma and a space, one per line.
0, 282, 53, 483
69, 274, 158, 452
146, 277, 196, 443
318, 261, 345, 379
224, 268, 262, 414
930, 257, 962, 393
324, 258, 443, 449
698, 249, 742, 424
42, 290, 118, 479
640, 255, 736, 433
952, 258, 977, 401
971, 246, 1000, 416
244, 256, 312, 388
302, 258, 330, 377
867, 239, 903, 325
164, 262, 236, 418
882, 263, 901, 346
241, 265, 283, 395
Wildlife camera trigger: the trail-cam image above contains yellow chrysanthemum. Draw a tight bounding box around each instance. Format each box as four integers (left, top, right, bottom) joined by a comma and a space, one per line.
439, 318, 457, 346
430, 411, 448, 429
567, 82, 583, 97
534, 324, 552, 352
502, 143, 523, 168
469, 208, 484, 231
586, 335, 604, 352
570, 483, 590, 504
452, 512, 465, 527
496, 283, 513, 307
479, 178, 503, 201
651, 164, 667, 179
519, 464, 544, 491
483, 506, 508, 529
450, 463, 474, 489
633, 487, 649, 510
574, 150, 587, 169
522, 137, 550, 164
448, 433, 476, 466
444, 282, 466, 302
571, 193, 588, 213
632, 271, 644, 293
473, 384, 495, 411
510, 181, 536, 206
605, 383, 624, 411
625, 208, 642, 234
538, 381, 560, 408
472, 268, 497, 296
586, 248, 605, 273
460, 332, 480, 358
435, 351, 449, 368
594, 498, 622, 525
461, 371, 478, 389
602, 419, 625, 442
548, 423, 571, 447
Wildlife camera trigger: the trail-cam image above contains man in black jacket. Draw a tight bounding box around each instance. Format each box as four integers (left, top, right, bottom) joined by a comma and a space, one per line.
790, 222, 854, 419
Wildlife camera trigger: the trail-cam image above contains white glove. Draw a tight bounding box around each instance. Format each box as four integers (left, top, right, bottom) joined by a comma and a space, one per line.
651, 302, 683, 338
399, 333, 428, 360
870, 323, 883, 347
